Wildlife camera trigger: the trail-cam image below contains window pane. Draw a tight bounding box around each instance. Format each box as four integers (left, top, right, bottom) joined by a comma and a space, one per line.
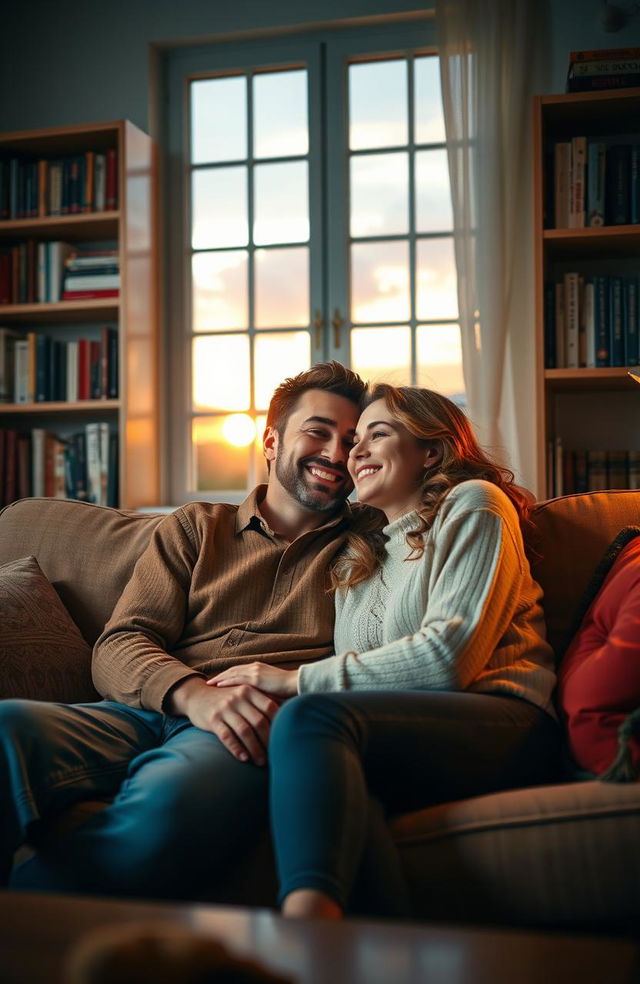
193, 415, 251, 491
254, 161, 309, 245
191, 76, 247, 164
192, 335, 250, 410
417, 323, 465, 400
416, 238, 459, 320
253, 70, 308, 158
192, 251, 248, 331
349, 60, 407, 150
351, 326, 411, 385
191, 167, 247, 249
351, 241, 410, 323
254, 331, 310, 410
415, 56, 446, 144
416, 149, 453, 233
350, 152, 408, 238
255, 247, 309, 328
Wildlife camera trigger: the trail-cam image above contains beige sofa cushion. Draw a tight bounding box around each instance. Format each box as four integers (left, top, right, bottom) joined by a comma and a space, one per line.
0, 498, 164, 647
391, 779, 640, 930
0, 555, 96, 702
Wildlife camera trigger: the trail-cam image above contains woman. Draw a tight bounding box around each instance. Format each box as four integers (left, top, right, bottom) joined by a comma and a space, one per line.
211, 385, 558, 920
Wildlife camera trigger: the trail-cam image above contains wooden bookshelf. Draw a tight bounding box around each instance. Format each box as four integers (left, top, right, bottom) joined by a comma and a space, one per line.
0, 120, 159, 509
533, 88, 640, 499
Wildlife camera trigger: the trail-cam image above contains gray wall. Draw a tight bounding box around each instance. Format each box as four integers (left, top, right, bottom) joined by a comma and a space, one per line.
1, 0, 428, 133
2, 0, 639, 135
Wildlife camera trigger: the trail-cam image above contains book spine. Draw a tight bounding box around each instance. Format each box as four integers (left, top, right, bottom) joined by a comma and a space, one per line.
568, 74, 640, 92
106, 148, 118, 210
583, 279, 596, 368
554, 142, 572, 228
31, 427, 45, 497
85, 422, 101, 504
594, 275, 610, 366
570, 136, 586, 228
627, 278, 639, 366
61, 289, 119, 300
609, 275, 624, 366
631, 145, 639, 225
35, 334, 51, 402
607, 144, 630, 225
544, 283, 556, 368
554, 282, 566, 367
564, 272, 580, 367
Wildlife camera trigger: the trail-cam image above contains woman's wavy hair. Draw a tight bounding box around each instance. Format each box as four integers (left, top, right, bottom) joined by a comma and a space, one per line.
331, 383, 533, 590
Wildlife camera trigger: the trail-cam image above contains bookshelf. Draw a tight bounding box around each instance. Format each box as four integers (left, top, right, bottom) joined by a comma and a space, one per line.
533, 88, 640, 499
0, 120, 159, 509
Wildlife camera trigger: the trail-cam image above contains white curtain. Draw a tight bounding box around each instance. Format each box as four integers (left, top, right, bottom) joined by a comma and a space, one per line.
435, 0, 550, 493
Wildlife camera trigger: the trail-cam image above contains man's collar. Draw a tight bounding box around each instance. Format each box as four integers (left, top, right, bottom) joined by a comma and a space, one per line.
235, 485, 353, 537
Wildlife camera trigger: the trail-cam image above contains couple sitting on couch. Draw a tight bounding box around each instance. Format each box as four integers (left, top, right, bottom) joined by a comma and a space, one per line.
0, 362, 558, 918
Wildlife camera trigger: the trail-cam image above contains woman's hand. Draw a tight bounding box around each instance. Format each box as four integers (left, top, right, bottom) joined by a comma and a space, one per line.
208, 662, 299, 699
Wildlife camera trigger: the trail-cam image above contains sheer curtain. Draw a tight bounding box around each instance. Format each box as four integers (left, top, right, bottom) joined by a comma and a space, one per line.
435, 0, 550, 493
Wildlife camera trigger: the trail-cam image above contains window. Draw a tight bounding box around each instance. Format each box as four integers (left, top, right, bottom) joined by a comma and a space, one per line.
165, 22, 462, 503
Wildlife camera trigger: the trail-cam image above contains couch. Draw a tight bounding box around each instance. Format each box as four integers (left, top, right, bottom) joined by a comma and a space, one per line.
0, 491, 638, 934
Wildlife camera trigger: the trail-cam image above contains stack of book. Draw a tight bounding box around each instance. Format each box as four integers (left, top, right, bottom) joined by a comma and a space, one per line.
0, 326, 118, 404
0, 240, 75, 304
0, 147, 118, 219
548, 440, 640, 498
551, 137, 639, 229
566, 47, 640, 92
62, 248, 120, 301
0, 423, 118, 507
545, 273, 638, 369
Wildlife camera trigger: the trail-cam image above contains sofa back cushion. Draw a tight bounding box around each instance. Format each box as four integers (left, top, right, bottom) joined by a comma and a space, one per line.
0, 498, 164, 646
529, 490, 640, 660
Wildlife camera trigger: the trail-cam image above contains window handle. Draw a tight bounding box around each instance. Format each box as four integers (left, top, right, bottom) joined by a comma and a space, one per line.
313, 309, 324, 350
332, 308, 344, 348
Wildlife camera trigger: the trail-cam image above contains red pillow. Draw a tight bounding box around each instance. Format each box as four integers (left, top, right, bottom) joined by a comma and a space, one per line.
558, 533, 640, 777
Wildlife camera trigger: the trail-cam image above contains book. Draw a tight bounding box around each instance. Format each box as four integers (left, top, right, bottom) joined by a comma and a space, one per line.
607, 145, 631, 225
631, 145, 640, 225
586, 141, 606, 227
583, 280, 596, 368
564, 272, 580, 368
554, 282, 566, 368
94, 153, 106, 211
594, 276, 609, 366
63, 274, 121, 291
66, 341, 79, 402
31, 427, 46, 497
626, 278, 639, 366
569, 136, 586, 228
609, 276, 624, 366
0, 328, 21, 402
554, 142, 572, 228
106, 148, 118, 210
587, 449, 608, 491
13, 340, 29, 403
61, 289, 119, 300
47, 241, 74, 302
85, 422, 102, 504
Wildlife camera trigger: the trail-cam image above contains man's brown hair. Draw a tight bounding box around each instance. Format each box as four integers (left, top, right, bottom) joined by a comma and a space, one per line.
266, 361, 366, 434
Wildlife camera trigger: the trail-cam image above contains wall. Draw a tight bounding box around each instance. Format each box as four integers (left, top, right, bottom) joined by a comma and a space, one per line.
550, 0, 640, 93
0, 0, 426, 133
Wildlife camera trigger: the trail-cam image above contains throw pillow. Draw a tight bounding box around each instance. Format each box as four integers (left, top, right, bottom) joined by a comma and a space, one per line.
558, 528, 640, 779
0, 555, 97, 703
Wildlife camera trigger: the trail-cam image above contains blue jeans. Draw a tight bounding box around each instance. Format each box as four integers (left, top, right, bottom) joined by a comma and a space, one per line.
268, 691, 560, 912
0, 699, 268, 899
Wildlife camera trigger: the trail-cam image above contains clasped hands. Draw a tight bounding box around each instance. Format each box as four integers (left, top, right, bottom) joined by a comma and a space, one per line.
169, 663, 298, 767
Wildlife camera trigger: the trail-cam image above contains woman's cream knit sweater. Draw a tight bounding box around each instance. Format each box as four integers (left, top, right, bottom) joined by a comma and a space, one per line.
298, 479, 556, 714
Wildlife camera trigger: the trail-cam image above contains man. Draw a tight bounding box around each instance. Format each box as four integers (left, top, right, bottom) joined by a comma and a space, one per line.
0, 362, 365, 899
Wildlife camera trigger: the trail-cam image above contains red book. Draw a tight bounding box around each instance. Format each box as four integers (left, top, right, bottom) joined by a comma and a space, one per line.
105, 148, 118, 210
78, 338, 91, 401
26, 239, 37, 303
61, 289, 119, 300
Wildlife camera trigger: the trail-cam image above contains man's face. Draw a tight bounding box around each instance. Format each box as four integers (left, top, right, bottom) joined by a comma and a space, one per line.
265, 389, 359, 513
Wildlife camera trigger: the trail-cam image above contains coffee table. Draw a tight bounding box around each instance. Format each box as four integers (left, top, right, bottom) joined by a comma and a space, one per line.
1, 890, 638, 983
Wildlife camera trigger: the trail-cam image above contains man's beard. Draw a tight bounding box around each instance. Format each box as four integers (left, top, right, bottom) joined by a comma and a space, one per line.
274, 447, 349, 513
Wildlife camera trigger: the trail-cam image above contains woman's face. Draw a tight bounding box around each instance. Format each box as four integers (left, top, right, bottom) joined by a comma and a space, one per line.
348, 399, 431, 521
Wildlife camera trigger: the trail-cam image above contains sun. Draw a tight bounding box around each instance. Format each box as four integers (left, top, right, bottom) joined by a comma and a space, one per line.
222, 413, 256, 447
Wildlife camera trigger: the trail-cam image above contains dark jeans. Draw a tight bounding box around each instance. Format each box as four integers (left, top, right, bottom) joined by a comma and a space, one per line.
0, 699, 268, 899
268, 690, 560, 913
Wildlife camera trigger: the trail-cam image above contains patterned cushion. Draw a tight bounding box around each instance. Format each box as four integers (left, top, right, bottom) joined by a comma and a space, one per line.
0, 555, 97, 702
557, 529, 640, 777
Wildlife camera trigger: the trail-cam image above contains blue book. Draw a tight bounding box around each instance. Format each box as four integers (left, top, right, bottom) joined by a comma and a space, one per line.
609, 276, 624, 366
594, 276, 610, 366
631, 145, 639, 225
35, 334, 51, 402
626, 278, 639, 366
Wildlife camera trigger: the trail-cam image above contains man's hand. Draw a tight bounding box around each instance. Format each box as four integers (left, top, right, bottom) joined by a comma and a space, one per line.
166, 676, 279, 765
208, 662, 299, 699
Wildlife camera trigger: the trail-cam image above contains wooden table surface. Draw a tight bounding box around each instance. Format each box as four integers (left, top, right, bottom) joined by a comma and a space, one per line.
0, 890, 638, 984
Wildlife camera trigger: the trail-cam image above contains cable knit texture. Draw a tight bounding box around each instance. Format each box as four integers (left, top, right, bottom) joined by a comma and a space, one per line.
298, 480, 556, 714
